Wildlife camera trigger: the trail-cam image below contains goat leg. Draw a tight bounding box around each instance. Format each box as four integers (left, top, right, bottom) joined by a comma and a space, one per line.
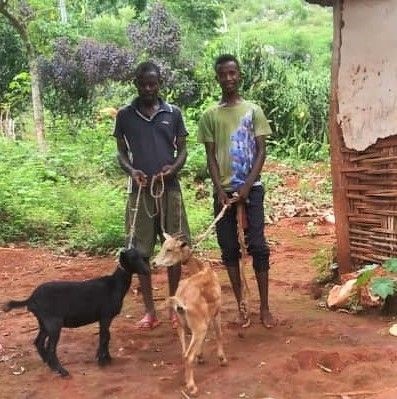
97, 318, 112, 366
176, 322, 187, 355
184, 329, 206, 396
213, 314, 227, 366
34, 319, 48, 363
45, 320, 69, 377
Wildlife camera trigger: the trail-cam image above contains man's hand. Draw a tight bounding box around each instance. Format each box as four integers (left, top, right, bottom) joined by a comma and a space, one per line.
131, 169, 148, 186
152, 165, 175, 183
160, 164, 175, 179
217, 188, 230, 207
237, 184, 251, 202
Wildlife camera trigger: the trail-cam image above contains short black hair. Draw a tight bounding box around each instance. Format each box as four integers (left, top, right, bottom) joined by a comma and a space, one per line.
134, 61, 161, 81
214, 54, 240, 72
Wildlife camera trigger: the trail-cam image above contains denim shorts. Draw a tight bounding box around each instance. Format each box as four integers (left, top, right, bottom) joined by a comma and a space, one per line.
213, 185, 270, 271
125, 187, 191, 258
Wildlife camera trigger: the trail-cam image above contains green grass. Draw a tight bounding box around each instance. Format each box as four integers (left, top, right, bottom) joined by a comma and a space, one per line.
218, 0, 332, 70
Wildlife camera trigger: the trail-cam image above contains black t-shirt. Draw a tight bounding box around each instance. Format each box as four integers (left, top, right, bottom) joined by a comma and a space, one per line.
114, 98, 188, 188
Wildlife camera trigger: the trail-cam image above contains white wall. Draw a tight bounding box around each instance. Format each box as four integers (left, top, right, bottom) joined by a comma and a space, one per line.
337, 0, 397, 151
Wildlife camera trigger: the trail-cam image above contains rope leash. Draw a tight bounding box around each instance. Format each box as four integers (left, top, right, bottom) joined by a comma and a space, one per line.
127, 183, 143, 249
142, 173, 183, 236
193, 203, 229, 250
236, 202, 251, 328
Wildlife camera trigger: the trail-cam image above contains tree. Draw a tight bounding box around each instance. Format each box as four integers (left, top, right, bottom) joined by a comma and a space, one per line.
0, 19, 27, 103
40, 38, 135, 117
59, 0, 68, 24
164, 0, 221, 35
0, 1, 45, 150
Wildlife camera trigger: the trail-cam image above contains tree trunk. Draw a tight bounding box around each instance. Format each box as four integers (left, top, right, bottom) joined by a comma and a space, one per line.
0, 5, 46, 150
27, 46, 46, 151
59, 0, 68, 24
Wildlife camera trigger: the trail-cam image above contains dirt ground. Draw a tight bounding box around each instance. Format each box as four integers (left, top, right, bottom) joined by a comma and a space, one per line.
1, 218, 396, 399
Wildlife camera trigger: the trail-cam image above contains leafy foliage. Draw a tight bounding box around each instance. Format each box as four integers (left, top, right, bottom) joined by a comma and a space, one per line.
2, 72, 31, 113
356, 264, 378, 287
164, 0, 221, 35
40, 38, 135, 116
0, 0, 337, 251
127, 3, 181, 69
0, 20, 27, 103
354, 259, 397, 301
371, 277, 396, 300
87, 6, 136, 47
383, 258, 397, 273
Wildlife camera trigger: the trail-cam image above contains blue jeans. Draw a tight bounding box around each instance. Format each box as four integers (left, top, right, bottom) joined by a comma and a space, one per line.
213, 185, 270, 272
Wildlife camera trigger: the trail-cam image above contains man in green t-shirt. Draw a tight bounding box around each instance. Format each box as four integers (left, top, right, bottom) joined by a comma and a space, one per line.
198, 54, 276, 328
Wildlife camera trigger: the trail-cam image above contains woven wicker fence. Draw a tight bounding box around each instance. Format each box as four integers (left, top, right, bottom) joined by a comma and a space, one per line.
342, 136, 397, 266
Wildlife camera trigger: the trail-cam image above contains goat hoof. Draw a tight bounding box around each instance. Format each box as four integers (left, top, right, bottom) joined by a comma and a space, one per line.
219, 356, 228, 367
196, 354, 205, 364
185, 384, 198, 397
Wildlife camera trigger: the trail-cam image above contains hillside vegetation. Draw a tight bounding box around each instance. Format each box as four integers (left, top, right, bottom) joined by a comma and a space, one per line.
0, 0, 333, 253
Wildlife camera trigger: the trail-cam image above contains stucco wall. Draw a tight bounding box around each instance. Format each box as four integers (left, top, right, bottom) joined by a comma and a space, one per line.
337, 0, 397, 151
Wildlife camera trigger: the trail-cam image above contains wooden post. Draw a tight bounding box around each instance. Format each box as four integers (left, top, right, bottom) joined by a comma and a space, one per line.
329, 0, 352, 273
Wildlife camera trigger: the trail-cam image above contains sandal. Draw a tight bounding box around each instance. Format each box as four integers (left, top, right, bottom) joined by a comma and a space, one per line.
134, 313, 161, 330
170, 313, 179, 329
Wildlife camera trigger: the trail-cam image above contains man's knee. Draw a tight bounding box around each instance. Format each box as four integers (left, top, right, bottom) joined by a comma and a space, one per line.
251, 246, 270, 273
221, 246, 240, 267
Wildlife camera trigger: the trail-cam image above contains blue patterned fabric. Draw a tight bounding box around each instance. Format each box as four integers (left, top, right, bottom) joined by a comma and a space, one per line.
230, 111, 256, 190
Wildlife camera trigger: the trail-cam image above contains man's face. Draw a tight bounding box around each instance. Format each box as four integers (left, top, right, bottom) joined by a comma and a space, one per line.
134, 70, 160, 104
216, 61, 240, 95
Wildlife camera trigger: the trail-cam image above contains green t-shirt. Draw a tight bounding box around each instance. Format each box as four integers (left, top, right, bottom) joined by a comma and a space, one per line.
197, 100, 271, 191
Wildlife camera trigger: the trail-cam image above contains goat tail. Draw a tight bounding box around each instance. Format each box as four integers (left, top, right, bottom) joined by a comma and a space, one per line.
2, 299, 29, 312
168, 296, 187, 315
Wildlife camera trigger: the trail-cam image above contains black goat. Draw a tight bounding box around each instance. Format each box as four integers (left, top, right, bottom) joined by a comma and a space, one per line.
2, 247, 149, 377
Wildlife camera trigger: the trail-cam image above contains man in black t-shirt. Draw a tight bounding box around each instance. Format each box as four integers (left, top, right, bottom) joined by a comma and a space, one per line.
114, 61, 191, 329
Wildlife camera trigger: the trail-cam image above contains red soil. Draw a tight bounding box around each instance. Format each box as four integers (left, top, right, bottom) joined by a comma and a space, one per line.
1, 218, 396, 399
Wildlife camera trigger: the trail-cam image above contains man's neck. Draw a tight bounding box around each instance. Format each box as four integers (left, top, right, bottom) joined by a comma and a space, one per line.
220, 92, 242, 107
137, 98, 160, 118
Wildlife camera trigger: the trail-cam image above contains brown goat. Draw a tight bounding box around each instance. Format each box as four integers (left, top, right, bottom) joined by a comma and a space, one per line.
153, 233, 227, 396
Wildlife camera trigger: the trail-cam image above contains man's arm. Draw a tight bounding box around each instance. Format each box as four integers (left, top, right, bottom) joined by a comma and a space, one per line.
204, 142, 230, 206
116, 136, 147, 186
238, 135, 266, 201
160, 136, 187, 178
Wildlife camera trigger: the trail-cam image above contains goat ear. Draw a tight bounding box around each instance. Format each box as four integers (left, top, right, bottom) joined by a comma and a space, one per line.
163, 232, 172, 241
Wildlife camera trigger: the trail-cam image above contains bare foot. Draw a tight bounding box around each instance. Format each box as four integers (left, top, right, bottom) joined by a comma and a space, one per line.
260, 309, 277, 328
227, 311, 251, 328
